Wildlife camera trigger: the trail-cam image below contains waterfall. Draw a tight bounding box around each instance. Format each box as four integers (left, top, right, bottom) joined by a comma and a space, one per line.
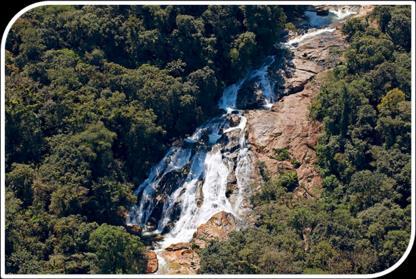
127, 3, 357, 257
285, 27, 336, 47
127, 56, 277, 249
329, 6, 357, 19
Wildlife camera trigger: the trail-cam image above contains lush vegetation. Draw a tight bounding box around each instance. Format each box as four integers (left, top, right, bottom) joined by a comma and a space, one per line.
5, 5, 291, 274
200, 6, 411, 274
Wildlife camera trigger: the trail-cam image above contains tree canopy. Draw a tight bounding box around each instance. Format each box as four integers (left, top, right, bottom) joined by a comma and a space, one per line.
5, 5, 288, 274
200, 5, 411, 274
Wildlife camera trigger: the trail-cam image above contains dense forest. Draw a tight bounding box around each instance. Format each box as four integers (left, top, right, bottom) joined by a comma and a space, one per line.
4, 5, 298, 273
4, 4, 412, 275
200, 6, 411, 274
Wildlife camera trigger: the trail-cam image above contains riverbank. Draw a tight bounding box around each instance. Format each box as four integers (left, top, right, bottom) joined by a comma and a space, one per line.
146, 5, 373, 274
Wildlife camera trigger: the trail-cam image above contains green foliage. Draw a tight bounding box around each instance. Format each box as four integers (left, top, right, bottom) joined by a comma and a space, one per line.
285, 22, 297, 32
291, 158, 301, 169
200, 6, 411, 274
6, 164, 35, 206
5, 4, 289, 274
345, 34, 394, 73
88, 224, 147, 273
280, 171, 299, 192
258, 161, 270, 182
373, 6, 411, 51
230, 32, 258, 73
342, 18, 368, 42
273, 147, 290, 161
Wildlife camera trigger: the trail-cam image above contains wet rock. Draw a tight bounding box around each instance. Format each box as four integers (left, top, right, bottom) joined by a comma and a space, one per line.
228, 113, 241, 127
315, 6, 329, 16
161, 202, 182, 234
195, 181, 204, 207
192, 211, 237, 249
226, 183, 237, 198
126, 224, 142, 236
146, 197, 165, 228
236, 77, 265, 109
227, 172, 237, 185
145, 222, 157, 232
172, 138, 182, 147
282, 27, 346, 96
222, 129, 241, 154
145, 251, 158, 273
226, 172, 237, 198
159, 167, 189, 196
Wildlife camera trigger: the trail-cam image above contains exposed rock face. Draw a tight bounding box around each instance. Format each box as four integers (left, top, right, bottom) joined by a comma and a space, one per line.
221, 129, 241, 154
143, 7, 374, 275
246, 81, 323, 198
159, 211, 237, 274
247, 25, 347, 198
192, 211, 237, 249
161, 242, 201, 274
145, 251, 158, 273
282, 27, 346, 95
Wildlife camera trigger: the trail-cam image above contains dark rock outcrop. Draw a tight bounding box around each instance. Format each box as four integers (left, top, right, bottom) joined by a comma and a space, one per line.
315, 6, 329, 16
236, 77, 265, 109
126, 223, 142, 236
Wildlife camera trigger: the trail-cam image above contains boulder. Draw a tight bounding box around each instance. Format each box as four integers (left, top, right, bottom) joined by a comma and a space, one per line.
222, 129, 241, 154
161, 242, 200, 274
165, 242, 192, 252
228, 113, 241, 127
284, 69, 314, 94
192, 211, 237, 249
145, 251, 158, 273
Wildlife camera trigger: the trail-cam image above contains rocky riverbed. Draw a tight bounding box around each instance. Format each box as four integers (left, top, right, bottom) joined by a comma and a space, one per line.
246, 18, 347, 199
139, 5, 373, 274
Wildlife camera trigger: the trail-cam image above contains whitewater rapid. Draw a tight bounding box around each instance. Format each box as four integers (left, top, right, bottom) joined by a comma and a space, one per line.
127, 5, 357, 263
127, 56, 275, 248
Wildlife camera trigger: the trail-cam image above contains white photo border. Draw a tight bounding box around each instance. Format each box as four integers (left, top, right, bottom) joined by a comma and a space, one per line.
1, 1, 415, 278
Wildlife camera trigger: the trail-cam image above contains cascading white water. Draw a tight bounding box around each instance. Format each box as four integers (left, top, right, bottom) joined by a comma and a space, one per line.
329, 7, 357, 19
127, 5, 358, 271
127, 57, 277, 249
285, 27, 336, 47
232, 116, 252, 216
249, 56, 276, 109
218, 80, 245, 112
305, 6, 357, 28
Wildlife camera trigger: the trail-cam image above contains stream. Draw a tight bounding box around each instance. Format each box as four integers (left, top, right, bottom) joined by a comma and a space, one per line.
126, 5, 357, 274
